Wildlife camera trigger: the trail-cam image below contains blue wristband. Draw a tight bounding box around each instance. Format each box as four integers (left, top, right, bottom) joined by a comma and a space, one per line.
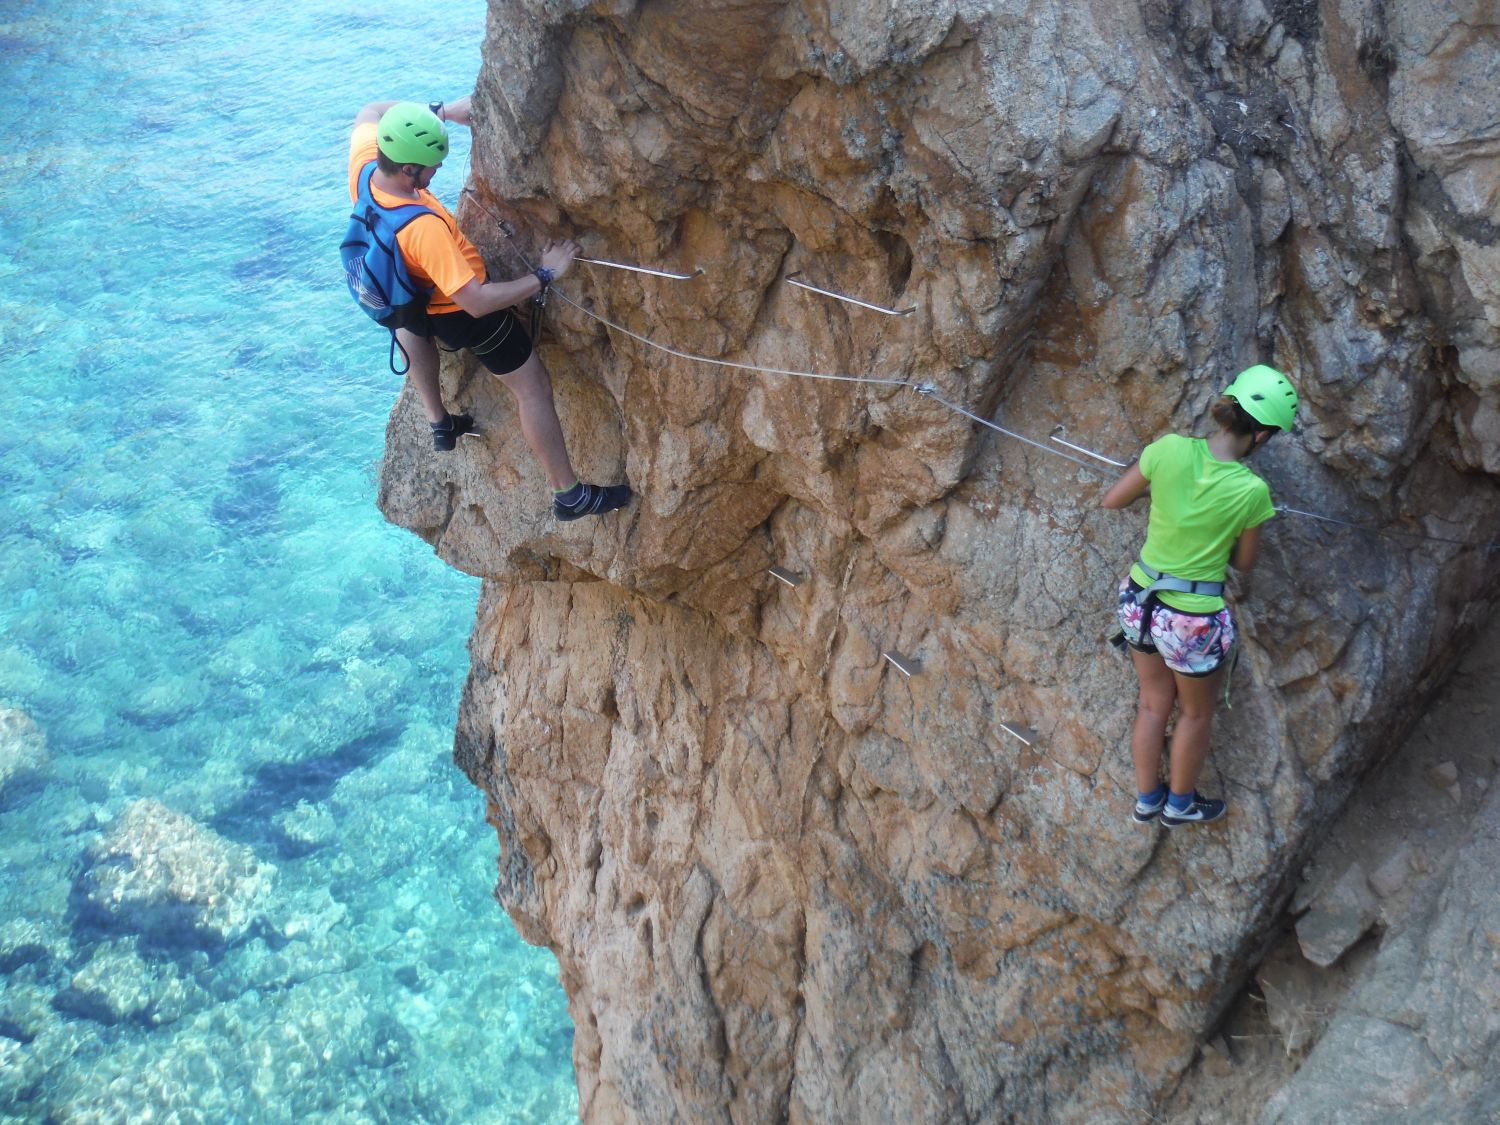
534, 266, 555, 288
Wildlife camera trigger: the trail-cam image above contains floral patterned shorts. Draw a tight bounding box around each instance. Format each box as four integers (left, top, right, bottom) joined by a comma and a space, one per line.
1116, 577, 1236, 677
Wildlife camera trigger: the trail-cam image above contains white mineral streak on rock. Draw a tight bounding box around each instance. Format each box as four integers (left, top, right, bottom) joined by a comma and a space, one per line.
377, 0, 1500, 1119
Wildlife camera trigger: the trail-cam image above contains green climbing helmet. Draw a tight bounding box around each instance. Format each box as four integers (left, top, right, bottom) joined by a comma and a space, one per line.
1224, 364, 1299, 431
376, 103, 449, 167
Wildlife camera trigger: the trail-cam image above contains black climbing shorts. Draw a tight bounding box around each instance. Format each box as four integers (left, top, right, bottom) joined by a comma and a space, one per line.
424, 307, 534, 376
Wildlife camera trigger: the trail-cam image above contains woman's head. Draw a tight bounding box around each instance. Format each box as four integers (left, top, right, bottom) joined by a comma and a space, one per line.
1215, 365, 1298, 440
1210, 396, 1276, 439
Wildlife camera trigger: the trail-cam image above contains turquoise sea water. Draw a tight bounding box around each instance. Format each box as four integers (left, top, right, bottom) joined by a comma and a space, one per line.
0, 1, 576, 1121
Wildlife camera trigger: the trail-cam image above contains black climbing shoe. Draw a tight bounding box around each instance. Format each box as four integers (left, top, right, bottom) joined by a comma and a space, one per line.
431, 412, 479, 452
1160, 795, 1227, 828
553, 482, 633, 522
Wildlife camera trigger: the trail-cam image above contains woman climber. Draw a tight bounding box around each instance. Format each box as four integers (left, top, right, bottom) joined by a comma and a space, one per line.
1100, 365, 1299, 828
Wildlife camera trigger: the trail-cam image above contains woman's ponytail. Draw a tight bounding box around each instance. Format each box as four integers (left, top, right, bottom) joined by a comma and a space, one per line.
1211, 395, 1272, 438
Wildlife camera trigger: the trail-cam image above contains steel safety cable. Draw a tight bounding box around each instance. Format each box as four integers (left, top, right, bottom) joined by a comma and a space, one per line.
1042, 431, 1500, 553
913, 388, 1111, 476
1273, 505, 1498, 552
549, 287, 916, 389
465, 187, 913, 389
468, 189, 1100, 438
556, 274, 1126, 471
463, 192, 1500, 551
553, 281, 1126, 469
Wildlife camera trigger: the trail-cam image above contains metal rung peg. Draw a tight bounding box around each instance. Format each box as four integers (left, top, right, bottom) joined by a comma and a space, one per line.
1049, 425, 1128, 469
785, 272, 916, 317
767, 566, 804, 588
999, 721, 1039, 747
882, 651, 922, 677
576, 256, 703, 281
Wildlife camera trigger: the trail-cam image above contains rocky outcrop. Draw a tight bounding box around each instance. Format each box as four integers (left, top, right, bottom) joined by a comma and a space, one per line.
379, 0, 1500, 1119
1261, 781, 1500, 1122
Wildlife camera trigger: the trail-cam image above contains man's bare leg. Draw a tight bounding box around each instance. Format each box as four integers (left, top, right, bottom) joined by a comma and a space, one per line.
496, 351, 578, 491
395, 328, 446, 424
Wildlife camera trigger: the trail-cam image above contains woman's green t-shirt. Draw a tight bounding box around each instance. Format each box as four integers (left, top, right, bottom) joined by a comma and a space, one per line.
1127, 434, 1275, 613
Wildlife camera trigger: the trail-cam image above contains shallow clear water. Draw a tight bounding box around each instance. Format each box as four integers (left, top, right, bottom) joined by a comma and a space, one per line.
0, 1, 576, 1121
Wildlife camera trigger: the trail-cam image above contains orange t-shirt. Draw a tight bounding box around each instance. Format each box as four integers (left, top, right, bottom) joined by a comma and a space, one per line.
347, 122, 484, 316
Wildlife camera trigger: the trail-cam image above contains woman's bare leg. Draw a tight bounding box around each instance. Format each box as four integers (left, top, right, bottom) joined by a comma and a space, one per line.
1166, 666, 1226, 796
1130, 648, 1177, 794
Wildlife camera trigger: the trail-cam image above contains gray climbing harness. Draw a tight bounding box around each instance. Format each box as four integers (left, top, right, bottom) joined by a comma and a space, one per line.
1131, 560, 1224, 606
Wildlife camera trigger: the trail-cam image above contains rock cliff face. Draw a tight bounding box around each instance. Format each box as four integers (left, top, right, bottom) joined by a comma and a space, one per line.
378, 0, 1500, 1119
1259, 652, 1500, 1123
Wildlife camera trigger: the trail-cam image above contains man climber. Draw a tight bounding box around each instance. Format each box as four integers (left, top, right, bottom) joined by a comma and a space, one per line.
348, 98, 632, 521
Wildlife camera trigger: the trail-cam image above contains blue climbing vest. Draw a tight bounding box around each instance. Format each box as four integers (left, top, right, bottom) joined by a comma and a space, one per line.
340, 162, 435, 372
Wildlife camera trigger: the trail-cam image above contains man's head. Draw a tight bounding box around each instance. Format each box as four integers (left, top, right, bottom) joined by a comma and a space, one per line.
376, 102, 449, 187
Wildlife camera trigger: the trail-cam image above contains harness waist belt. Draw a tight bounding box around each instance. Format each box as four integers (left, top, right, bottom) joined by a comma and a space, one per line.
1133, 561, 1225, 606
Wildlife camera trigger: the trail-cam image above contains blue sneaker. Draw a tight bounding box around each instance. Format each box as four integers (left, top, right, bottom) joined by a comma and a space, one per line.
1160, 794, 1228, 828
1132, 788, 1168, 824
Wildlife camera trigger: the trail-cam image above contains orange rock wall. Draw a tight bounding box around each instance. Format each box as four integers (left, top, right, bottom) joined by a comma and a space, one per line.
379, 0, 1500, 1119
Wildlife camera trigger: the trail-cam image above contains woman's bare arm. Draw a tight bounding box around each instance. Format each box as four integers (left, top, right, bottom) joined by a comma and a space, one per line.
1230, 523, 1263, 571
1100, 463, 1150, 509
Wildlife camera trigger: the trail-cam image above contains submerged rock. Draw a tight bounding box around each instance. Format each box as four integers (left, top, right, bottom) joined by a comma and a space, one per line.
0, 919, 59, 975
264, 885, 348, 945
0, 708, 47, 798
273, 799, 337, 854
79, 798, 275, 947
0, 978, 58, 1046
54, 944, 196, 1027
